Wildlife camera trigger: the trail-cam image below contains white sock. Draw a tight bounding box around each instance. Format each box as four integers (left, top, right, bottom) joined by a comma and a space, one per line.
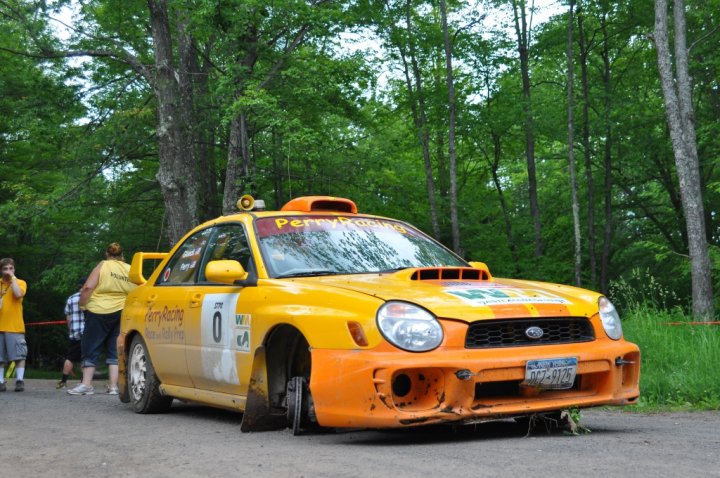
0, 367, 4, 383
16, 367, 24, 381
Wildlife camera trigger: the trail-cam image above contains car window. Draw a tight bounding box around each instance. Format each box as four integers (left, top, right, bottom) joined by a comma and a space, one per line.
199, 224, 253, 282
157, 228, 213, 285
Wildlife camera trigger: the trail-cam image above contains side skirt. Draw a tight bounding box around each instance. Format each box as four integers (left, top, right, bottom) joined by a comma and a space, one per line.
160, 384, 247, 413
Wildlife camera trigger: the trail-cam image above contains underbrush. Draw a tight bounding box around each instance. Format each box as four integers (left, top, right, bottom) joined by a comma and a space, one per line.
622, 307, 720, 410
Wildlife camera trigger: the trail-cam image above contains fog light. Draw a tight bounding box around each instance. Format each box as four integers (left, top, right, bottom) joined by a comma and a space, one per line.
392, 373, 412, 397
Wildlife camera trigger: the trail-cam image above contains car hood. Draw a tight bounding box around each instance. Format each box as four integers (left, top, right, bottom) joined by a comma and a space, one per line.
300, 268, 602, 322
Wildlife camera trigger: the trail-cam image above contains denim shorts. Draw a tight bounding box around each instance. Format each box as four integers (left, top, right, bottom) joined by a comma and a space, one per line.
81, 310, 121, 367
0, 332, 27, 361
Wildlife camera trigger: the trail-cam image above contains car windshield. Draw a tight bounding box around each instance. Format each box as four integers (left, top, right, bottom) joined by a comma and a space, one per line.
255, 215, 466, 277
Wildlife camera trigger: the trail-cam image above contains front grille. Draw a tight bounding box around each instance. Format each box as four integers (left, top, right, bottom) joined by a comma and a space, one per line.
465, 317, 595, 348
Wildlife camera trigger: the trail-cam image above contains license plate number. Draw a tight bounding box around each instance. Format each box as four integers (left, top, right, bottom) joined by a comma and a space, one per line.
523, 357, 578, 389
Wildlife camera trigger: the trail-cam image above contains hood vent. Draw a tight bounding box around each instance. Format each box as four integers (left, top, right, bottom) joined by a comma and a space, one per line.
411, 267, 491, 281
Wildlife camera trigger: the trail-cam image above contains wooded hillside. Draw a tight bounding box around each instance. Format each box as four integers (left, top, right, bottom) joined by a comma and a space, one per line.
1, 0, 717, 335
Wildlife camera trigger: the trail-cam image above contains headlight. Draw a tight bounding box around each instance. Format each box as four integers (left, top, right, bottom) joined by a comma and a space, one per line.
599, 297, 623, 340
377, 301, 443, 352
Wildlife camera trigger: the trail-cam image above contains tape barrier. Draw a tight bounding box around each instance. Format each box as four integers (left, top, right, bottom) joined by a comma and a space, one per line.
664, 321, 720, 325
24, 320, 66, 326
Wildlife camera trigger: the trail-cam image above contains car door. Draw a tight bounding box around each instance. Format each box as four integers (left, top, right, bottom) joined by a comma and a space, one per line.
184, 223, 255, 395
147, 227, 214, 388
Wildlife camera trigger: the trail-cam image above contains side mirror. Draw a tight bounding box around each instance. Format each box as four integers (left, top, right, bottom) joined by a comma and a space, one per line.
129, 252, 168, 285
468, 261, 492, 280
205, 260, 248, 284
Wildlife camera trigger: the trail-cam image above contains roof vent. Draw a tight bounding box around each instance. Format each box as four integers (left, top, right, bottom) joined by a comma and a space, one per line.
281, 196, 358, 214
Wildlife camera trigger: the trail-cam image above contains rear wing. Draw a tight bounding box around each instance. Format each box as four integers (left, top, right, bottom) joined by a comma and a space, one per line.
129, 252, 168, 285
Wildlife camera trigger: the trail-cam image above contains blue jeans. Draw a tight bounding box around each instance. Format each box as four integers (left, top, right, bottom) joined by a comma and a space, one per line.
81, 310, 121, 368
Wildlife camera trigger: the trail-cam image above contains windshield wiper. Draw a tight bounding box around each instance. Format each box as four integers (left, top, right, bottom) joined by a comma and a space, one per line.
275, 269, 335, 278
378, 266, 413, 273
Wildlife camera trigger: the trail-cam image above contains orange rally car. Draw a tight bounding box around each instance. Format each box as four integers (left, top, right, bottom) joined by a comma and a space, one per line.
117, 195, 640, 434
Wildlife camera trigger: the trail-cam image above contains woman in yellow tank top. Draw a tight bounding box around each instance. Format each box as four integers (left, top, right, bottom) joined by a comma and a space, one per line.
67, 243, 136, 396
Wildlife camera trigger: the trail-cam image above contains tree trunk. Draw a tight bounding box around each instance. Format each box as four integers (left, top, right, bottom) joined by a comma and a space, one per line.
511, 0, 542, 256
440, 0, 461, 255
223, 113, 251, 214
272, 127, 285, 208
599, 11, 613, 294
147, 0, 198, 244
567, 0, 582, 286
221, 20, 311, 214
577, 2, 596, 286
491, 133, 520, 272
222, 28, 259, 215
653, 0, 714, 320
402, 0, 440, 239
194, 42, 219, 221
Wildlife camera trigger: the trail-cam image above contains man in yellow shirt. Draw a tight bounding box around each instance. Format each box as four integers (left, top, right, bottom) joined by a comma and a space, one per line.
0, 258, 28, 392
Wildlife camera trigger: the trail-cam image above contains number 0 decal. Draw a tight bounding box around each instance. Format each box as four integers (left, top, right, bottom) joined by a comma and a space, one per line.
201, 293, 241, 384
212, 311, 222, 343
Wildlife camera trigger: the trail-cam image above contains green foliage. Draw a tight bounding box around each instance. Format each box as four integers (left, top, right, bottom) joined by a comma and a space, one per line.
609, 268, 681, 312
1, 0, 718, 366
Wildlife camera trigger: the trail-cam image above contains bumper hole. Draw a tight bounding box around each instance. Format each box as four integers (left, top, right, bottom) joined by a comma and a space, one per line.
392, 373, 412, 397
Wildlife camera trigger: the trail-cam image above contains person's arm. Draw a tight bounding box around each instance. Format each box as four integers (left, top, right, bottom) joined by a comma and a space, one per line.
10, 276, 25, 299
79, 262, 103, 308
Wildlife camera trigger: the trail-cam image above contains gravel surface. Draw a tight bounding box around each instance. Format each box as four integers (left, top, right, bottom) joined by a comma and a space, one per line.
1, 379, 718, 477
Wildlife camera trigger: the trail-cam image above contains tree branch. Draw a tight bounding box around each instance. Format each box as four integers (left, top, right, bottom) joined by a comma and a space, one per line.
689, 23, 720, 52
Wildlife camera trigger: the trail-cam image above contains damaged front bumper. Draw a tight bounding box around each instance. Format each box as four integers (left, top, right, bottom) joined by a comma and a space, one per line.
309, 339, 640, 429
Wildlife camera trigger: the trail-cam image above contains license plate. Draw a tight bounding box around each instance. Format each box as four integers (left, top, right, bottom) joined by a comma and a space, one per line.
523, 357, 578, 389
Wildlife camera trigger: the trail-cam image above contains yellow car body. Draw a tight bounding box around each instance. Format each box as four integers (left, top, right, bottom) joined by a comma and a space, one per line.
117, 196, 640, 434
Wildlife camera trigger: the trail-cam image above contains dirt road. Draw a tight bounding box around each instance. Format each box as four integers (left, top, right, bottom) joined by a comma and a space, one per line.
1, 379, 718, 477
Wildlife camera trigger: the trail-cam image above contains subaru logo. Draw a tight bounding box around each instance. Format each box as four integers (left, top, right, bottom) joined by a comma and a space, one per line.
525, 326, 544, 340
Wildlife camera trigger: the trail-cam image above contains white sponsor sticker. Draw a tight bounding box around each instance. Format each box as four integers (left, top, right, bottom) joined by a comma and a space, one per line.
446, 287, 570, 306
200, 293, 241, 384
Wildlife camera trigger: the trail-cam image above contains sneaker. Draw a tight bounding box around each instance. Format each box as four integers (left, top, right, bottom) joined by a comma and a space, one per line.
0, 382, 5, 392
14, 380, 24, 392
106, 386, 119, 396
67, 383, 95, 395
56, 381, 67, 390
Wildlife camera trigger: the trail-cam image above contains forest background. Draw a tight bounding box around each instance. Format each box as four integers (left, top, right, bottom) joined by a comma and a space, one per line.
0, 0, 718, 369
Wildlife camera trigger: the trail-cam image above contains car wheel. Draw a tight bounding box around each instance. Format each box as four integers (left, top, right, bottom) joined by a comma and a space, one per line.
128, 335, 173, 414
286, 376, 308, 435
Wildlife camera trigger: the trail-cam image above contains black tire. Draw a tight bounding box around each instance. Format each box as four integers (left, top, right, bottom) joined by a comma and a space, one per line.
286, 376, 307, 436
128, 335, 173, 413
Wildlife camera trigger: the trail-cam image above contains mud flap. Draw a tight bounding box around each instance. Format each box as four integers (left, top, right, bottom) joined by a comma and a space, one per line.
240, 345, 287, 432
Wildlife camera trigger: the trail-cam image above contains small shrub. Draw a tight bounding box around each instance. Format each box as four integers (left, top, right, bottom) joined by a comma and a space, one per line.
609, 268, 680, 312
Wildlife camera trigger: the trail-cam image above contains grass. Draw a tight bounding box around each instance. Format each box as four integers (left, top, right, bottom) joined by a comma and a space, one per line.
622, 306, 720, 411
19, 365, 109, 380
